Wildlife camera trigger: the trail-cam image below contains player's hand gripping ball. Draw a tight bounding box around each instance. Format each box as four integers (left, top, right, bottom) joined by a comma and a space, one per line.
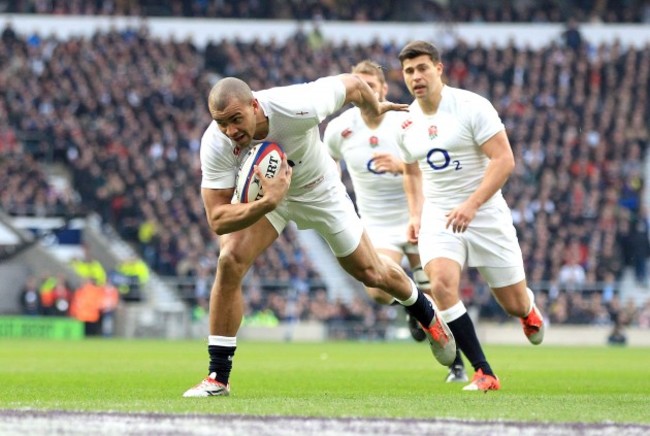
234, 141, 285, 203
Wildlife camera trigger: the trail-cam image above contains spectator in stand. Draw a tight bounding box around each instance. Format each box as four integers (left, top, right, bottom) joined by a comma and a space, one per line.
557, 239, 587, 291
114, 256, 150, 300
69, 278, 104, 335
70, 248, 107, 286
50, 275, 73, 316
100, 280, 120, 337
18, 276, 41, 316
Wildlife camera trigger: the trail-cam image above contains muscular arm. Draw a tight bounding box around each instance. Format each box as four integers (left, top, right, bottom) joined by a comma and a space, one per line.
202, 155, 292, 235
445, 130, 515, 232
403, 161, 424, 244
339, 74, 408, 118
465, 130, 515, 209
202, 188, 275, 235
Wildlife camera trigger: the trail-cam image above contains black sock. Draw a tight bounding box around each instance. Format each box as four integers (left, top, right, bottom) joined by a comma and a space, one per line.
447, 313, 494, 376
451, 349, 464, 368
208, 345, 236, 385
403, 290, 435, 327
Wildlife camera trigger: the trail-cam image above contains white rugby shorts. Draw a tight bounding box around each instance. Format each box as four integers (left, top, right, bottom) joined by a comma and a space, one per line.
264, 176, 364, 258
364, 222, 419, 255
418, 200, 525, 288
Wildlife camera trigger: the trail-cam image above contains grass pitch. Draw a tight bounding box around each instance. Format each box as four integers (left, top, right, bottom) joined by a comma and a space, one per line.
1, 339, 648, 424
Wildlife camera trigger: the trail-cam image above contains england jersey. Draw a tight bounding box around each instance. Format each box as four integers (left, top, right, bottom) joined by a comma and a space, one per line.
324, 107, 408, 227
399, 85, 506, 209
200, 77, 346, 199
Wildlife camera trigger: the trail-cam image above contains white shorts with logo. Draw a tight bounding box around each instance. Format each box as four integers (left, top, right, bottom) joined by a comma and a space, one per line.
418, 200, 525, 288
264, 176, 364, 258
364, 222, 418, 256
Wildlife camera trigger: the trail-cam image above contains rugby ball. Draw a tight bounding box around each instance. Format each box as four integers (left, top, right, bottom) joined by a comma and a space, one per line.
234, 141, 284, 203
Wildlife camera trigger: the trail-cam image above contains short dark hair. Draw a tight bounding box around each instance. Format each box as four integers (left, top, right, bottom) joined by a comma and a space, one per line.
398, 41, 441, 64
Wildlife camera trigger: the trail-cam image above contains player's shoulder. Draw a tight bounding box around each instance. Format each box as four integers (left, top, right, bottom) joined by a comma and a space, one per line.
443, 85, 491, 106
258, 76, 342, 100
201, 121, 225, 144
398, 102, 421, 131
200, 121, 231, 156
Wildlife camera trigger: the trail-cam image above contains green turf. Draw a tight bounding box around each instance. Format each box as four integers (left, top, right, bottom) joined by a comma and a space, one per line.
1, 339, 648, 423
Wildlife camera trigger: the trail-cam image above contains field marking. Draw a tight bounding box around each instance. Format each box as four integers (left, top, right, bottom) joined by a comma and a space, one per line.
2, 410, 650, 436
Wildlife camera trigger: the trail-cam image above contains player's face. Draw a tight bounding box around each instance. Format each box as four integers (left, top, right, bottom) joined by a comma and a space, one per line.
401, 55, 444, 99
213, 98, 259, 146
357, 73, 388, 102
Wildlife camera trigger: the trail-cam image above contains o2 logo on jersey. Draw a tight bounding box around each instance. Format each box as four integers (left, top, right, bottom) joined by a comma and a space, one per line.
366, 157, 387, 175
426, 148, 462, 171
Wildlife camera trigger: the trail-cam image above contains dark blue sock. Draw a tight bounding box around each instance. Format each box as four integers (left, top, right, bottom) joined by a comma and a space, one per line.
403, 290, 435, 327
208, 345, 236, 385
447, 313, 493, 376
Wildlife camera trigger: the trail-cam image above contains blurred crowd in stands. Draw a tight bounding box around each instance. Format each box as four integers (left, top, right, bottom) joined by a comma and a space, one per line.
1, 6, 649, 338
17, 247, 149, 335
3, 0, 650, 23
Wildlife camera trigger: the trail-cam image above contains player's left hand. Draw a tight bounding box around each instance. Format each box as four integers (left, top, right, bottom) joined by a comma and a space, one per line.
372, 152, 403, 174
445, 201, 478, 233
407, 217, 420, 244
377, 100, 409, 114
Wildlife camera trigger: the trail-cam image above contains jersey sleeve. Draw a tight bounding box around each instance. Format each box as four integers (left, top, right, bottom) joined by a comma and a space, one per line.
306, 76, 347, 122
396, 117, 417, 164
323, 118, 343, 161
470, 94, 505, 146
200, 123, 238, 190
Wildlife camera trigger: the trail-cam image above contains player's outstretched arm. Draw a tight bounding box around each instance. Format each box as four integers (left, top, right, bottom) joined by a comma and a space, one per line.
403, 162, 424, 244
339, 74, 408, 117
202, 156, 291, 235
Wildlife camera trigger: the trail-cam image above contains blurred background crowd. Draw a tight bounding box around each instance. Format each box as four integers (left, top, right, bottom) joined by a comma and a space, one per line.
1, 0, 649, 340
2, 0, 650, 23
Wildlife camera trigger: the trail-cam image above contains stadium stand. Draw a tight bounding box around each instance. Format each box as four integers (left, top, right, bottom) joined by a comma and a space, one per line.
1, 4, 649, 338
3, 0, 650, 23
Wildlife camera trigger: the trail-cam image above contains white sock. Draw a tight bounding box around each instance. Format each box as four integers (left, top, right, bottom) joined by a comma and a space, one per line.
439, 300, 467, 324
525, 287, 535, 316
396, 278, 419, 306
208, 335, 237, 347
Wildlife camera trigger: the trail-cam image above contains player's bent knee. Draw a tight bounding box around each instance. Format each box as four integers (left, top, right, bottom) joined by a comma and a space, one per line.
217, 249, 250, 280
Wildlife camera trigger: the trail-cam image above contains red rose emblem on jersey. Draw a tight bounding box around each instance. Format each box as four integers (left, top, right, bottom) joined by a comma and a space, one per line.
428, 125, 438, 139
369, 136, 379, 147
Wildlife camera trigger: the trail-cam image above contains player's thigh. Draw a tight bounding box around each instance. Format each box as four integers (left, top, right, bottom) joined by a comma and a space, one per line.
219, 214, 283, 269
290, 184, 364, 258
418, 205, 468, 274
337, 230, 381, 277
465, 204, 523, 269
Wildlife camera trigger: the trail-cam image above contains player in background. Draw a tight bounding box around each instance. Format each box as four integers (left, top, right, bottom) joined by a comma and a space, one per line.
397, 41, 545, 391
324, 60, 467, 383
183, 73, 457, 397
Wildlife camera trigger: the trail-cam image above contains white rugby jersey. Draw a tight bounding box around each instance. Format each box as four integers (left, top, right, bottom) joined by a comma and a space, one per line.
324, 107, 409, 227
399, 85, 506, 209
200, 77, 346, 198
